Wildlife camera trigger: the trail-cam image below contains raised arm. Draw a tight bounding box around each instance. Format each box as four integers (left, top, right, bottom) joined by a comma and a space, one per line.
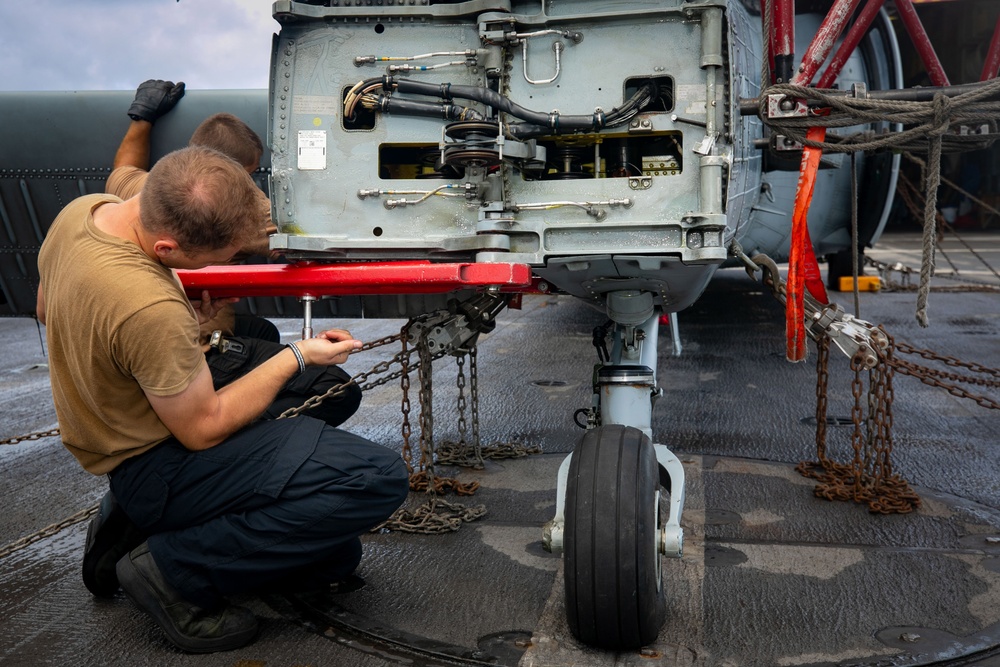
113, 120, 155, 170
111, 80, 186, 171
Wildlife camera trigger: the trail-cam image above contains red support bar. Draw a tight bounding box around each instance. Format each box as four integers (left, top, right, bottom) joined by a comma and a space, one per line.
176, 261, 535, 299
816, 0, 887, 89
894, 0, 950, 86
772, 0, 796, 83
981, 13, 1000, 81
792, 0, 862, 86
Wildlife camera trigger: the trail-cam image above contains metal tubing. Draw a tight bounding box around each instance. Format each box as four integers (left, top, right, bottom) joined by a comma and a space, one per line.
981, 14, 1000, 81
894, 0, 950, 87
301, 295, 315, 340
816, 0, 887, 89
701, 7, 724, 216
701, 6, 723, 69
700, 156, 726, 216
669, 313, 682, 357
792, 0, 862, 86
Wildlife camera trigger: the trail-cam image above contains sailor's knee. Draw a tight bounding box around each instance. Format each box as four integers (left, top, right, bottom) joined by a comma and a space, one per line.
376, 455, 410, 513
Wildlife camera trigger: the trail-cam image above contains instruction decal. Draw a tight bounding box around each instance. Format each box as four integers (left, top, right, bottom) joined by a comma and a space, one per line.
297, 130, 327, 170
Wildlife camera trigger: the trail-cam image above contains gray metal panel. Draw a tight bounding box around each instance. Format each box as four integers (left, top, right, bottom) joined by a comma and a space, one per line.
269, 0, 745, 311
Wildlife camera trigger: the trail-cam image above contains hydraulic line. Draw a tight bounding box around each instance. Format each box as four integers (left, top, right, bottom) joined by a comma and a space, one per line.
363, 95, 484, 121
384, 77, 657, 138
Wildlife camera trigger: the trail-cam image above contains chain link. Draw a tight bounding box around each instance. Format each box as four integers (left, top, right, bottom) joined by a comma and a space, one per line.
375, 497, 486, 534
455, 353, 468, 448
381, 321, 488, 533
399, 323, 413, 473
797, 333, 921, 514
894, 340, 1000, 380
469, 347, 483, 463
0, 428, 61, 446
276, 332, 405, 419
733, 250, 931, 513
0, 505, 98, 560
886, 336, 1000, 410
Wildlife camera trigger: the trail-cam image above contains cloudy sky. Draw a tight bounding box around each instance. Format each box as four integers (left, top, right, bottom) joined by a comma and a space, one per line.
0, 0, 276, 91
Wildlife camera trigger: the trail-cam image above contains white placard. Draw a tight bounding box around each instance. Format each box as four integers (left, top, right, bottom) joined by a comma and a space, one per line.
297, 130, 327, 170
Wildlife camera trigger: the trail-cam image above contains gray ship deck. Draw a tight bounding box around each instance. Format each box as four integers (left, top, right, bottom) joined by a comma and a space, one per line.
2, 231, 999, 667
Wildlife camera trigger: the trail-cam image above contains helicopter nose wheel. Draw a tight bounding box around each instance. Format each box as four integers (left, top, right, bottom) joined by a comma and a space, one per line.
563, 424, 665, 650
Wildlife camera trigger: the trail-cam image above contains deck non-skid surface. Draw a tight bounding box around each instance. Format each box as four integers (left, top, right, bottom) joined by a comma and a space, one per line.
1, 231, 998, 666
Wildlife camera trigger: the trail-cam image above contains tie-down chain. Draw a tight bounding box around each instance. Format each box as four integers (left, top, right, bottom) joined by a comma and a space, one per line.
274, 292, 538, 534
381, 293, 541, 534
731, 242, 998, 514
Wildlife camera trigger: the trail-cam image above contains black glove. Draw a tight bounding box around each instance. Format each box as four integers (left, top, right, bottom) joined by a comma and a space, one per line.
127, 79, 185, 123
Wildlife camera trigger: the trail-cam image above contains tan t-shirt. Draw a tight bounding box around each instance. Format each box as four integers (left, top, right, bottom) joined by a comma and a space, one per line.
38, 194, 205, 475
104, 165, 149, 201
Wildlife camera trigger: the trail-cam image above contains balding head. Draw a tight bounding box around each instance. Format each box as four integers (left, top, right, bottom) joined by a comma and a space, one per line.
139, 146, 262, 253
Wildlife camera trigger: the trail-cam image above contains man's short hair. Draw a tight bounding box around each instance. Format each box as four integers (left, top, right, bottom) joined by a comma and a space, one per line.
140, 146, 262, 252
188, 113, 263, 171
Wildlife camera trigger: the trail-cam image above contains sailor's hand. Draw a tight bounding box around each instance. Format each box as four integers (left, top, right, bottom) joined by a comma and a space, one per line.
127, 79, 186, 123
299, 329, 362, 366
190, 290, 239, 326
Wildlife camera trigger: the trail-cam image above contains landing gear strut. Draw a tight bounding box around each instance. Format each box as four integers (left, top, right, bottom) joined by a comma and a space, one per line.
543, 290, 685, 651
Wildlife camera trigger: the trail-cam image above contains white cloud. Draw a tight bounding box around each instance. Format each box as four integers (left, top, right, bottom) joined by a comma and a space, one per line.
0, 0, 277, 91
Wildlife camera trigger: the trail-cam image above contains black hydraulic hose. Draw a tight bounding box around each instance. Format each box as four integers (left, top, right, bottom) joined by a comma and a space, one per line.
394, 78, 566, 126
388, 77, 656, 137
376, 96, 484, 121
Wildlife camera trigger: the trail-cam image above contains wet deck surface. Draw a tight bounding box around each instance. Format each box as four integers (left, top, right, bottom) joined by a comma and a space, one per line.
2, 231, 999, 667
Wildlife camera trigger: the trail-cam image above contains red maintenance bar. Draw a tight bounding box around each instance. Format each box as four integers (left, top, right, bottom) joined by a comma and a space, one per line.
176, 261, 535, 299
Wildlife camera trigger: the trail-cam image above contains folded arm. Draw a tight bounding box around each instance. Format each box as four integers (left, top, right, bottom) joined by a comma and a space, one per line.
145, 330, 361, 450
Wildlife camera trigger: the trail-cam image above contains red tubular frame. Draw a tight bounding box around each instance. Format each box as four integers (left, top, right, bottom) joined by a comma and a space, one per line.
981, 13, 1000, 81
816, 0, 887, 89
792, 0, 862, 86
176, 261, 534, 299
771, 0, 796, 83
894, 0, 950, 86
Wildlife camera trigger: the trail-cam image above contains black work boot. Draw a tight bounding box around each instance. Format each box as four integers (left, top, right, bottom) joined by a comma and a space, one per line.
82, 491, 145, 597
116, 543, 259, 653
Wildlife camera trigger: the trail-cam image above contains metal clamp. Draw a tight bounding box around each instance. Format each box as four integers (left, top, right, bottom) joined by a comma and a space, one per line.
207, 330, 246, 355
808, 303, 887, 369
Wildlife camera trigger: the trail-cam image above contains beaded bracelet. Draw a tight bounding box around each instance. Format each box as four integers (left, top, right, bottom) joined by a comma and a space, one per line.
286, 342, 306, 374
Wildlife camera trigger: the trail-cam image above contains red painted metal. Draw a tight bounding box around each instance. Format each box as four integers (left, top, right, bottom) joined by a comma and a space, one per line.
176, 261, 534, 299
772, 0, 795, 57
894, 0, 950, 86
792, 0, 862, 86
772, 0, 796, 83
816, 0, 887, 89
981, 13, 1000, 81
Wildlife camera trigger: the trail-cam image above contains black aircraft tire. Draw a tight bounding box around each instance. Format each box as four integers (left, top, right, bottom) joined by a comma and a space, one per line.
564, 424, 664, 650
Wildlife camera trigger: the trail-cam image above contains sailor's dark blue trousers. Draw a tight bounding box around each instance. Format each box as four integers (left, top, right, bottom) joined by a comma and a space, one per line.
109, 417, 408, 608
